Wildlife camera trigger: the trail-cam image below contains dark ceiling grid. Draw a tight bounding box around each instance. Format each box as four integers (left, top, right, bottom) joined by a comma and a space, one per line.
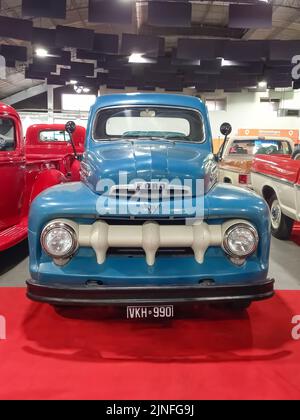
0, 1, 298, 94
88, 0, 133, 25
147, 1, 192, 28
229, 3, 273, 29
22, 0, 67, 20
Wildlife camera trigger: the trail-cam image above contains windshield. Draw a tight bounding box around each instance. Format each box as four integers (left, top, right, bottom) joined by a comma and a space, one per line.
0, 118, 16, 152
228, 139, 292, 156
93, 107, 205, 142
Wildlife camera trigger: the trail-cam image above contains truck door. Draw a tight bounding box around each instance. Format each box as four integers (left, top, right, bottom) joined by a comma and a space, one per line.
0, 115, 25, 231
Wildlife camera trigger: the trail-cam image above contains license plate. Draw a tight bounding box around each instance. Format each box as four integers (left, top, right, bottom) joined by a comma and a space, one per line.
126, 305, 174, 319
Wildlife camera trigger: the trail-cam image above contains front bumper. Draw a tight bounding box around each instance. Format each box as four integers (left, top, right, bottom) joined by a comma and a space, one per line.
26, 278, 275, 306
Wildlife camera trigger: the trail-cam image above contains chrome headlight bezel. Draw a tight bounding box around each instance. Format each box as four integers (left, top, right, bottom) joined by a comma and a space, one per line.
41, 221, 78, 260
222, 223, 259, 258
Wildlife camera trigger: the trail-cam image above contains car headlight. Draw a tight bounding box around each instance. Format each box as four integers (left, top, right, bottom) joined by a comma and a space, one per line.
41, 222, 78, 260
223, 223, 259, 258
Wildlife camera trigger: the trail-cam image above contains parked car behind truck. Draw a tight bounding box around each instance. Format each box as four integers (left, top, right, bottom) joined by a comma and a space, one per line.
252, 154, 300, 240
0, 103, 84, 252
26, 94, 274, 313
25, 123, 85, 181
218, 136, 294, 188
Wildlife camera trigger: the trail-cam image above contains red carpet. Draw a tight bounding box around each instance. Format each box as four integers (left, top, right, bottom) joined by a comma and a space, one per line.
292, 223, 300, 246
0, 288, 300, 400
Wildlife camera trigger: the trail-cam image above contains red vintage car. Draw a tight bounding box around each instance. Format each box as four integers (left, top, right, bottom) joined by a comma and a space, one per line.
25, 123, 85, 181
252, 153, 300, 239
0, 103, 85, 252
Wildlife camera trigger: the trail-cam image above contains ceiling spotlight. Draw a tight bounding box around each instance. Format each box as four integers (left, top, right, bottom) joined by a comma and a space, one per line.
258, 80, 267, 89
221, 59, 240, 67
36, 48, 49, 58
74, 85, 83, 94
69, 80, 78, 85
129, 53, 147, 64
73, 85, 90, 94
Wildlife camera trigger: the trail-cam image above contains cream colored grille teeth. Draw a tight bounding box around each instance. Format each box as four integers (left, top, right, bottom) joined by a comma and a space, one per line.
78, 220, 223, 266
50, 218, 253, 266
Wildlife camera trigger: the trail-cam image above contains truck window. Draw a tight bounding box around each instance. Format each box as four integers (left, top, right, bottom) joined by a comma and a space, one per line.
39, 130, 71, 143
0, 118, 16, 152
228, 139, 292, 156
94, 107, 205, 142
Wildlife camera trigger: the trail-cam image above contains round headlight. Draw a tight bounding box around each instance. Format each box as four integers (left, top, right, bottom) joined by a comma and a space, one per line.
223, 223, 259, 258
41, 222, 78, 259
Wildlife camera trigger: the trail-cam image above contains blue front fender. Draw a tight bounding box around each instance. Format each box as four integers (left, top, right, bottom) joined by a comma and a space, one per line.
28, 181, 271, 286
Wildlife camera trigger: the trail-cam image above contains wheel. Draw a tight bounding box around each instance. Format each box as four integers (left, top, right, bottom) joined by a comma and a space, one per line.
292, 147, 300, 160
268, 194, 293, 240
224, 178, 232, 184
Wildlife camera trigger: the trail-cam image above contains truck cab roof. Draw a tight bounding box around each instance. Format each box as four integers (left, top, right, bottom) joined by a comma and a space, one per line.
91, 93, 207, 112
0, 102, 21, 120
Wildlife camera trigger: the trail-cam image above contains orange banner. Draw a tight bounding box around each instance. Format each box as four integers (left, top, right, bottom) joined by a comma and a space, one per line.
238, 128, 299, 142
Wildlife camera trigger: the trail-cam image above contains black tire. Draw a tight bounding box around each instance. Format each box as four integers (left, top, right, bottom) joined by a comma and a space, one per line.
268, 194, 293, 240
292, 147, 300, 160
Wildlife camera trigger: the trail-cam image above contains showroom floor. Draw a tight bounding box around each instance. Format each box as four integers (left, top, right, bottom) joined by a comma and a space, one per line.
0, 237, 299, 289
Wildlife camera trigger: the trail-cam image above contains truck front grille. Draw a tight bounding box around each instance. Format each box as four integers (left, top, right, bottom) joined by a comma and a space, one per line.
107, 247, 194, 258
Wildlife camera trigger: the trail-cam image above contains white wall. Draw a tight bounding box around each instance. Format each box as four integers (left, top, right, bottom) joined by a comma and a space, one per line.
19, 111, 89, 134
203, 89, 300, 139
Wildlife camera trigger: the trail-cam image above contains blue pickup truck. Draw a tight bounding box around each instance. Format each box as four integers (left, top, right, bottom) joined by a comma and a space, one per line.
26, 93, 274, 316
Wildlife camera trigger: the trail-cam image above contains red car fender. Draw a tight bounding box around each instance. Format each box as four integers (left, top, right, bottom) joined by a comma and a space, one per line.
30, 169, 67, 204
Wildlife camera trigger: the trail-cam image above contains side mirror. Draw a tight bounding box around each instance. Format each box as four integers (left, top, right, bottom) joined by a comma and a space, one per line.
65, 121, 77, 135
65, 121, 78, 159
220, 122, 232, 137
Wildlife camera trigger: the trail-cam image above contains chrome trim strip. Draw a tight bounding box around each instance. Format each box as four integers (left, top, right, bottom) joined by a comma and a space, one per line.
109, 182, 192, 198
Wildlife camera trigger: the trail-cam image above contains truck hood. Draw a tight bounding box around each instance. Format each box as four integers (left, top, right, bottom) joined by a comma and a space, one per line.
83, 140, 217, 195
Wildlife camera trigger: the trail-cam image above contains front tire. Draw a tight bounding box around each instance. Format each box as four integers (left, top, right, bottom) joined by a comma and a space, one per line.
268, 194, 293, 240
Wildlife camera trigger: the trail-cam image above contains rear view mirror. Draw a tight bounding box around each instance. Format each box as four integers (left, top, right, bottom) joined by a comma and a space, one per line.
65, 121, 77, 136
65, 121, 78, 159
220, 123, 232, 137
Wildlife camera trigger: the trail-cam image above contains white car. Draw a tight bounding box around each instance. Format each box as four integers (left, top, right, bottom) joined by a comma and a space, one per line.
218, 136, 294, 188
